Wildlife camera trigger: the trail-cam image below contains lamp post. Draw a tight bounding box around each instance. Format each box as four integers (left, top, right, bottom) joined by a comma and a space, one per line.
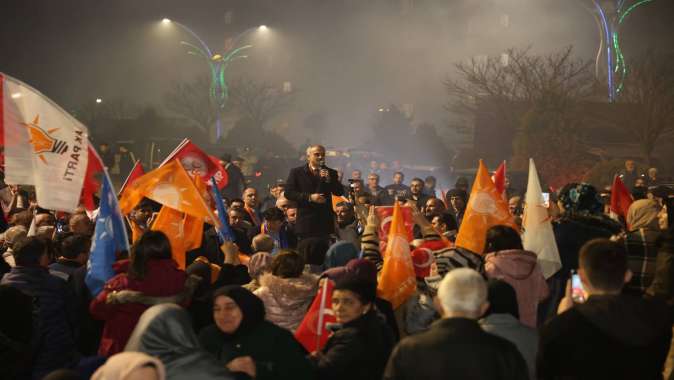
581, 0, 656, 102
161, 18, 268, 139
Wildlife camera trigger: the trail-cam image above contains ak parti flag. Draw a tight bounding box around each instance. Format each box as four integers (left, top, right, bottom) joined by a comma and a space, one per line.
455, 160, 518, 255
118, 160, 145, 196
377, 201, 416, 309
1, 73, 89, 212
160, 139, 228, 190
610, 175, 633, 224
151, 206, 204, 269
522, 159, 561, 279
492, 161, 506, 196
295, 279, 336, 353
119, 160, 219, 228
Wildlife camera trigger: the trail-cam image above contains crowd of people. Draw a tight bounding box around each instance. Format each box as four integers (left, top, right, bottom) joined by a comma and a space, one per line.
1, 144, 673, 380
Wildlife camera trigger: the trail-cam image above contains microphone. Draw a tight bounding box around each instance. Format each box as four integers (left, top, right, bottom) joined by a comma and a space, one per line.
319, 159, 330, 183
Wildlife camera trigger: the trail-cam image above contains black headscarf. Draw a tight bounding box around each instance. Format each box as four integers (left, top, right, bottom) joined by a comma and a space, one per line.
486, 279, 520, 319
212, 285, 266, 338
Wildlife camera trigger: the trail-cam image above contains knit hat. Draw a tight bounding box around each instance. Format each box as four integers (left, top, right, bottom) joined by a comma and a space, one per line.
322, 258, 377, 284
323, 241, 360, 270
334, 275, 377, 304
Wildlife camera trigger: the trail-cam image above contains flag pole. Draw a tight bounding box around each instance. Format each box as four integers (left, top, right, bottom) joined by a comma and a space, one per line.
315, 279, 329, 352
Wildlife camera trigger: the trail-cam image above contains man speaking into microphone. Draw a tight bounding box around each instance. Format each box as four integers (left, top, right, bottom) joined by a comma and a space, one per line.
284, 144, 344, 241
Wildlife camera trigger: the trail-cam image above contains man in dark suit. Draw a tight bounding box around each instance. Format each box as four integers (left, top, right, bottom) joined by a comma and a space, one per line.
219, 153, 246, 201
284, 144, 344, 240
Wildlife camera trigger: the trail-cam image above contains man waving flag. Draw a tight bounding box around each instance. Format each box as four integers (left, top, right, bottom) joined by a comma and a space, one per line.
1, 73, 88, 211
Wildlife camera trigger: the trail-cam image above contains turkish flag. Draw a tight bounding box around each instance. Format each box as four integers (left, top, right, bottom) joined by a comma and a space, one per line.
295, 279, 336, 352
610, 175, 633, 226
80, 144, 104, 211
160, 139, 228, 189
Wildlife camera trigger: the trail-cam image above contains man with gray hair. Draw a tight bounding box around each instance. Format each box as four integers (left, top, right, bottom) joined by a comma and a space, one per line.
384, 268, 529, 380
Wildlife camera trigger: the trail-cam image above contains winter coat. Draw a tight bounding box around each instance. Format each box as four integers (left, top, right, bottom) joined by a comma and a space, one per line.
284, 164, 344, 237
621, 228, 661, 295
315, 309, 394, 380
384, 317, 529, 380
484, 249, 549, 327
480, 313, 538, 380
125, 304, 235, 380
538, 294, 672, 380
89, 258, 186, 356
199, 321, 313, 380
1, 266, 79, 379
254, 272, 318, 331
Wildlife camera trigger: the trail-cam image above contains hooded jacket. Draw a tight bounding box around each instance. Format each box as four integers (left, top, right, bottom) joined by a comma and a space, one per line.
89, 258, 187, 356
254, 273, 318, 331
124, 304, 235, 380
484, 249, 549, 328
538, 295, 672, 380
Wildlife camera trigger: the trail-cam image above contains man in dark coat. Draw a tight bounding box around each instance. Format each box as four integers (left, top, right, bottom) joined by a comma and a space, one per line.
220, 153, 246, 201
537, 238, 672, 380
284, 145, 344, 240
384, 268, 529, 380
1, 237, 79, 379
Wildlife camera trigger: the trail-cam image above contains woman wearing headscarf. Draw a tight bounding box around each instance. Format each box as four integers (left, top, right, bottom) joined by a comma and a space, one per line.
243, 252, 273, 292
124, 304, 235, 380
483, 225, 548, 328
91, 352, 166, 380
254, 250, 318, 331
90, 231, 187, 356
542, 183, 623, 322
311, 275, 394, 380
322, 241, 360, 271
619, 199, 662, 295
199, 286, 313, 380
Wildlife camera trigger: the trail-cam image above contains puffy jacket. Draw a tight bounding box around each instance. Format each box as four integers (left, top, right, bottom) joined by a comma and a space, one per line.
90, 258, 186, 356
484, 249, 549, 328
254, 273, 318, 331
2, 266, 79, 379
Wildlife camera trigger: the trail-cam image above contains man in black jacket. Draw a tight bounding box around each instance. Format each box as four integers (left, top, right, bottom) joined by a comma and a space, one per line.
384, 268, 529, 380
284, 145, 344, 240
537, 238, 672, 380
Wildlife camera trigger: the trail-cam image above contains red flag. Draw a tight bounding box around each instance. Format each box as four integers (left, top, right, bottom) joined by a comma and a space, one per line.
610, 175, 633, 224
160, 139, 228, 189
118, 160, 145, 196
295, 279, 336, 352
80, 145, 104, 211
492, 161, 506, 195
375, 205, 414, 243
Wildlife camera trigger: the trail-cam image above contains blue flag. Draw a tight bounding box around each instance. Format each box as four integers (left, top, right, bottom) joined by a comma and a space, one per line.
85, 173, 130, 296
211, 177, 234, 242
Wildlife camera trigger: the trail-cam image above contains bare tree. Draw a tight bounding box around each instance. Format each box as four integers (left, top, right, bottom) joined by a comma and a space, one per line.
163, 76, 217, 133
612, 53, 674, 165
228, 78, 295, 128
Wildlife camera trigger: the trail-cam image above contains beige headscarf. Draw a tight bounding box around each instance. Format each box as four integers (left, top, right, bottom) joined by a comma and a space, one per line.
91, 352, 166, 380
627, 199, 661, 231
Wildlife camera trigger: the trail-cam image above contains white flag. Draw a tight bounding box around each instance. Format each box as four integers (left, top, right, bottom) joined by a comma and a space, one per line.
522, 158, 561, 279
1, 73, 88, 212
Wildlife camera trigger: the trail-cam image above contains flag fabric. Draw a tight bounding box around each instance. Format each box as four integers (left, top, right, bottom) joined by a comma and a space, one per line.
610, 175, 633, 225
80, 144, 105, 211
118, 160, 145, 196
375, 205, 415, 244
492, 161, 507, 196
455, 160, 518, 255
160, 139, 228, 190
118, 160, 219, 228
522, 159, 561, 279
377, 201, 417, 309
1, 73, 89, 212
85, 173, 130, 296
151, 205, 203, 269
331, 194, 350, 212
295, 279, 336, 353
211, 177, 234, 242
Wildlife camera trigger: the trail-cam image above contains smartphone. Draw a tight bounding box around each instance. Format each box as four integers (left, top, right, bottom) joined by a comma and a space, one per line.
571, 270, 585, 303
542, 192, 550, 207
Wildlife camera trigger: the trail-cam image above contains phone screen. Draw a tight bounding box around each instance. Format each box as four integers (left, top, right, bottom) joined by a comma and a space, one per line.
571, 271, 585, 303
542, 192, 550, 207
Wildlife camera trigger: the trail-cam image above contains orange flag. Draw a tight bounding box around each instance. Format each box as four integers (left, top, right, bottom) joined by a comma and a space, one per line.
119, 160, 219, 228
455, 160, 518, 255
376, 201, 417, 309
151, 206, 204, 269
331, 194, 350, 212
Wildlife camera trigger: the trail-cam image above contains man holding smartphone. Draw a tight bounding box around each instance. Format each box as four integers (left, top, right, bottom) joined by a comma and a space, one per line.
537, 239, 672, 379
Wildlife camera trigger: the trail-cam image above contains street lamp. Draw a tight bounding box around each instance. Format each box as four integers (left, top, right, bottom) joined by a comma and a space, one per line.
161, 18, 268, 139
96, 98, 102, 104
